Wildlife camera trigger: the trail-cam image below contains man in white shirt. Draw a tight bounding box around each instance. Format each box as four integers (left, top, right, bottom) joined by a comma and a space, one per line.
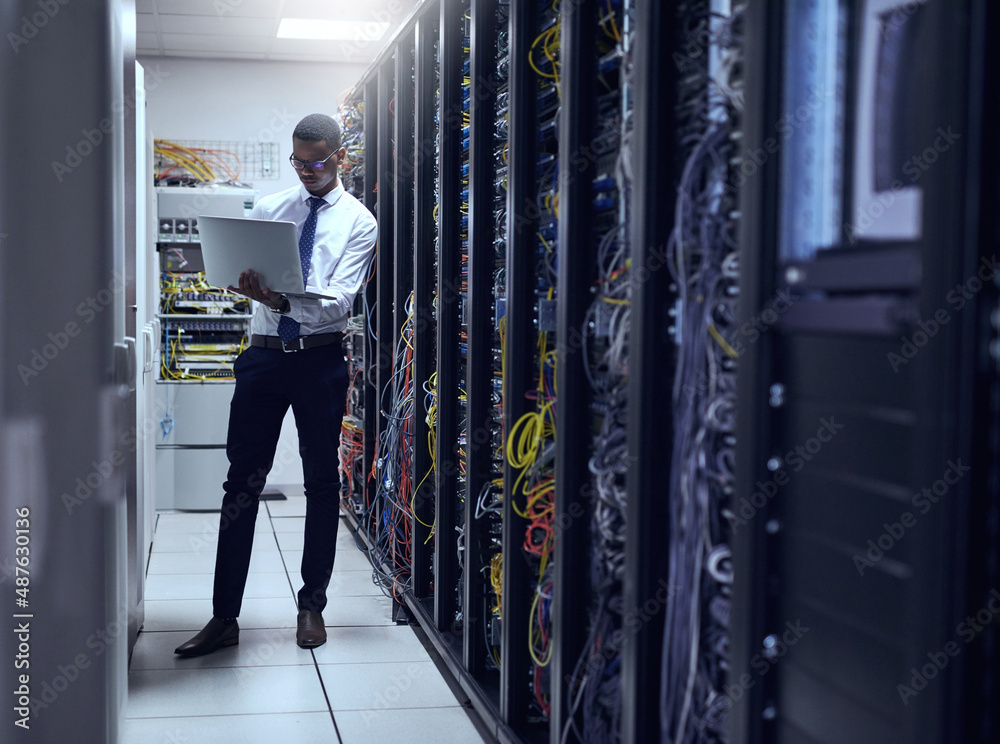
175, 114, 377, 656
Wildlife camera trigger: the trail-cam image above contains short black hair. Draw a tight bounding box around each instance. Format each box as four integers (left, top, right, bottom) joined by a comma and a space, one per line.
293, 114, 342, 151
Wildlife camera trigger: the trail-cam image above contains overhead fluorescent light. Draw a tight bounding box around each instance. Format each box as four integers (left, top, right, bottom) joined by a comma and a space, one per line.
277, 18, 390, 41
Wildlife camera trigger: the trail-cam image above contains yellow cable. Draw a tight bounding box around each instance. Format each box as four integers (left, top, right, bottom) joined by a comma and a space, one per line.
155, 139, 217, 180
603, 0, 621, 41
708, 323, 739, 359
528, 587, 553, 667
155, 148, 213, 182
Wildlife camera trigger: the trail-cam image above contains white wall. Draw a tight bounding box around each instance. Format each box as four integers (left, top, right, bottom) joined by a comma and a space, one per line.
137, 56, 368, 199
141, 55, 368, 490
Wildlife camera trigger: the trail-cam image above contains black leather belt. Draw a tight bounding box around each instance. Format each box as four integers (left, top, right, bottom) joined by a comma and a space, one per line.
251, 333, 343, 353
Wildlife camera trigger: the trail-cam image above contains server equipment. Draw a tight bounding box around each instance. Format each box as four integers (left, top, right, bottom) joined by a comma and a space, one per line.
732, 1, 1000, 743
336, 1, 1000, 743
152, 185, 256, 510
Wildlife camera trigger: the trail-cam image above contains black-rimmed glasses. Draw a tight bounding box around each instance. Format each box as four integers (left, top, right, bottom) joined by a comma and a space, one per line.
289, 152, 336, 170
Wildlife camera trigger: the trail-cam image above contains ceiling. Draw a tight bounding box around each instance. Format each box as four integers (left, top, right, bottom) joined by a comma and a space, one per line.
135, 0, 420, 65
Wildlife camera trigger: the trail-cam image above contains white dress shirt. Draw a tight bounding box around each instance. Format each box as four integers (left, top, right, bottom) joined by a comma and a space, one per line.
247, 182, 377, 336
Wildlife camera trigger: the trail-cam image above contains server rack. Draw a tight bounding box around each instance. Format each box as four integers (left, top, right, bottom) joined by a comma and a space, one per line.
732, 1, 1000, 743
336, 2, 703, 743
334, 1, 1000, 743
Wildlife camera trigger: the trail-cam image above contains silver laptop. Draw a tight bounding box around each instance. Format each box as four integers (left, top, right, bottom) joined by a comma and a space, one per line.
197, 215, 337, 300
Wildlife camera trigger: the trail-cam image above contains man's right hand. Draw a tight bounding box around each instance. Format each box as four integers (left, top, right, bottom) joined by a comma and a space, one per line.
228, 270, 287, 311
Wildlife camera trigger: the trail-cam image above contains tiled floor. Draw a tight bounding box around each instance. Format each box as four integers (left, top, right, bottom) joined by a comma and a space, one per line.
124, 489, 489, 744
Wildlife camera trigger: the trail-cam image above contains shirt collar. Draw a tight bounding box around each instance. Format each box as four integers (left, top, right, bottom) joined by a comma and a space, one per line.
298, 182, 344, 207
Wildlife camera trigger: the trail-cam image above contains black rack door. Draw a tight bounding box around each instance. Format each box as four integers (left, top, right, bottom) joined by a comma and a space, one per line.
732, 1, 999, 743
411, 7, 439, 601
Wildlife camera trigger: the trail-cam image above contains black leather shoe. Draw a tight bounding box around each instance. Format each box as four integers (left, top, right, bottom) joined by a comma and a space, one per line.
174, 618, 239, 657
296, 610, 327, 648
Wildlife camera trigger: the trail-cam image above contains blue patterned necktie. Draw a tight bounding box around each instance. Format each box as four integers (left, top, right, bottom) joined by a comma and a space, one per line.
277, 196, 324, 344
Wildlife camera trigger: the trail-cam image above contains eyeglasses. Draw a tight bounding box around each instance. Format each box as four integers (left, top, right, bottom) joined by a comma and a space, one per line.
289, 152, 336, 171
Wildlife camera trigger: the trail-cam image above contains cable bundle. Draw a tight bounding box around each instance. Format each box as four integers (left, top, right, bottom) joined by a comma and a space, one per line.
563, 1, 634, 740
339, 360, 366, 514
368, 295, 419, 601
153, 139, 246, 186
338, 101, 367, 199
507, 309, 558, 718
660, 4, 744, 743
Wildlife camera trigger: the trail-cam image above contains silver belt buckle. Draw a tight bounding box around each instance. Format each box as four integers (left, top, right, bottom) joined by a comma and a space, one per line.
281, 337, 305, 352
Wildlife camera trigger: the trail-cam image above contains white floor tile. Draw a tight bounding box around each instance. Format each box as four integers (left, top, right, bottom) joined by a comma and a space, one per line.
131, 628, 316, 671
144, 572, 293, 601
151, 530, 282, 555
336, 706, 488, 744
324, 570, 385, 598
265, 496, 307, 518
127, 665, 328, 718
274, 528, 358, 553
317, 661, 460, 711
337, 528, 367, 551
130, 491, 491, 744
277, 567, 383, 602
335, 546, 377, 572
280, 547, 374, 574
142, 597, 299, 632
276, 530, 305, 552
146, 549, 286, 575
122, 712, 338, 744
154, 512, 274, 534
270, 516, 305, 532
323, 594, 396, 627
312, 626, 431, 665
142, 599, 215, 632
154, 513, 222, 534
235, 597, 304, 629
150, 531, 221, 554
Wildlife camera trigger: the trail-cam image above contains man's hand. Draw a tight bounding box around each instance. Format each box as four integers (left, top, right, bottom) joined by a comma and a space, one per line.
227, 270, 285, 310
